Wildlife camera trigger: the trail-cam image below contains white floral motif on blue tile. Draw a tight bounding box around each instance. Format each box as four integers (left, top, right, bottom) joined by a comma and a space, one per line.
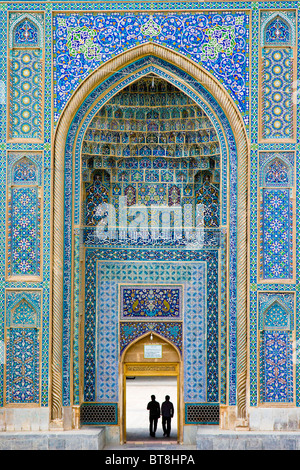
261, 188, 293, 279
260, 330, 293, 403
53, 12, 249, 124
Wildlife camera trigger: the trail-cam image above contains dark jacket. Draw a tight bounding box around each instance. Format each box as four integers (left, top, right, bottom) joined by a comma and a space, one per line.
161, 400, 174, 418
147, 400, 160, 418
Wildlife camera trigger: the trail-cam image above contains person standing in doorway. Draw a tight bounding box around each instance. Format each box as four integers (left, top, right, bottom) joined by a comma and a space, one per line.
161, 395, 174, 437
147, 395, 160, 437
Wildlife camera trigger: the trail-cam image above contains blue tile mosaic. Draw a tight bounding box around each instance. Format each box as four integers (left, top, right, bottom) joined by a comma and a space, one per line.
120, 285, 183, 319
1, 1, 300, 425
85, 253, 218, 404
261, 188, 293, 280
262, 48, 293, 139
6, 328, 40, 404
260, 330, 293, 403
62, 54, 236, 407
9, 187, 40, 277
53, 11, 249, 125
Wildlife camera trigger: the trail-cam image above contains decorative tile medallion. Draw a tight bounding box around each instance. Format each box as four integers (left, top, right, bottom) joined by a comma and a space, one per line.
120, 285, 183, 319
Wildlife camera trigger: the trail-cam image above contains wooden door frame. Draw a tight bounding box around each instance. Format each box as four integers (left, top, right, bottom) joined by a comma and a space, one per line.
121, 362, 182, 444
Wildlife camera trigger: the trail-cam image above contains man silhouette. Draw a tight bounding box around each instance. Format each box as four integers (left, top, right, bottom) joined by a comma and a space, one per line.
147, 395, 160, 437
161, 395, 174, 437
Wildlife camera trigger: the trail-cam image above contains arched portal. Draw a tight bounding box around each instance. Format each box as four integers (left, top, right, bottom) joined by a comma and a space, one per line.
52, 44, 249, 436
121, 332, 181, 443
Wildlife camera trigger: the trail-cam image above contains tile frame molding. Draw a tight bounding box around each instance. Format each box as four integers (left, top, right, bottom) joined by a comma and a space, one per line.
52, 43, 249, 428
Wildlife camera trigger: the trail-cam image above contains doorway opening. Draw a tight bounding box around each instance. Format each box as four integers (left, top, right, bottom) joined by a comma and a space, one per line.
121, 332, 182, 444
125, 375, 178, 443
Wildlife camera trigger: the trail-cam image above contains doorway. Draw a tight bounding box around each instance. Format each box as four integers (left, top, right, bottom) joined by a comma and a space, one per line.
121, 332, 182, 444
125, 375, 178, 442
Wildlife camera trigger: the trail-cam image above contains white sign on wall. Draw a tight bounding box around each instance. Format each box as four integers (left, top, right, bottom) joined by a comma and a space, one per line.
144, 344, 162, 359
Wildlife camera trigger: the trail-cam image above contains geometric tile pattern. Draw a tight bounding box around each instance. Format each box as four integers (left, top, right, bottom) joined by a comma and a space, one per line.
258, 292, 294, 329
195, 180, 220, 227
82, 76, 221, 224
264, 158, 289, 186
260, 330, 293, 403
262, 48, 293, 139
9, 12, 44, 49
265, 17, 291, 45
219, 231, 227, 405
263, 302, 290, 329
9, 49, 42, 139
80, 403, 118, 425
260, 10, 296, 47
3, 2, 300, 420
85, 180, 109, 226
120, 321, 182, 353
7, 152, 42, 186
73, 230, 80, 406
137, 183, 167, 206
183, 262, 207, 403
7, 152, 42, 279
6, 290, 41, 329
11, 300, 37, 326
259, 152, 294, 188
261, 188, 293, 279
9, 12, 43, 140
6, 328, 39, 404
258, 292, 294, 404
82, 251, 219, 406
12, 157, 38, 185
251, 3, 297, 412
94, 260, 208, 403
5, 290, 41, 404
13, 19, 39, 46
255, 147, 296, 403
40, 3, 51, 408
0, 4, 47, 409
8, 187, 40, 276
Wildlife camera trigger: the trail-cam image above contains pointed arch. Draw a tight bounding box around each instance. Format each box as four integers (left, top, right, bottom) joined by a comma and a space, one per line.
260, 153, 293, 188
11, 299, 37, 326
12, 156, 38, 185
121, 330, 181, 362
52, 43, 249, 424
9, 13, 44, 49
13, 19, 39, 47
263, 300, 291, 330
261, 12, 295, 46
263, 158, 289, 187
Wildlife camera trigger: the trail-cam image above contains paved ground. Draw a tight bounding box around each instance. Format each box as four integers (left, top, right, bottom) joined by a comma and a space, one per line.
105, 442, 196, 450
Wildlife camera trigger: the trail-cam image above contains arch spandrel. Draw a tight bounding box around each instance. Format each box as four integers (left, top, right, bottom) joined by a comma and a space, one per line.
52, 43, 249, 426
122, 332, 181, 364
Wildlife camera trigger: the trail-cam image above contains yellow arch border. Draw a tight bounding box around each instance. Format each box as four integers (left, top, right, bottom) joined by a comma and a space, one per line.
52, 43, 250, 429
